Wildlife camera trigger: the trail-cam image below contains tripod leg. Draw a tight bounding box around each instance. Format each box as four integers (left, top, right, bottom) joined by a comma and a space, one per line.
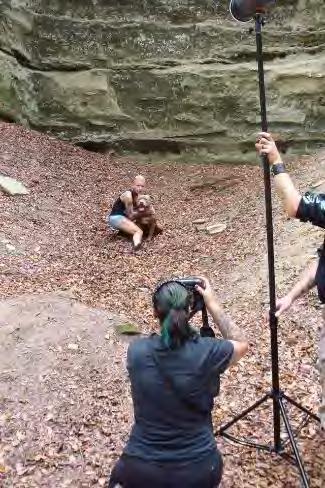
218, 393, 270, 433
278, 397, 310, 488
282, 394, 320, 423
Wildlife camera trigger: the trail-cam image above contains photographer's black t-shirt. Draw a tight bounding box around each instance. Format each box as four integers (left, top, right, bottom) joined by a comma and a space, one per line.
124, 334, 234, 463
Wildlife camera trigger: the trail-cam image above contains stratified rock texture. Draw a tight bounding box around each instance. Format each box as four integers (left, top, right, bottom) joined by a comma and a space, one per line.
0, 0, 324, 162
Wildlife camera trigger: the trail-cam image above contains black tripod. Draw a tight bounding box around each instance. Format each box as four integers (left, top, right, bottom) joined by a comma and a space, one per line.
216, 14, 320, 488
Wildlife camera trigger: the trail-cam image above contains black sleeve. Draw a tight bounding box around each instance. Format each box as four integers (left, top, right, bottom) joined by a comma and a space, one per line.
126, 338, 146, 371
296, 192, 325, 229
208, 339, 234, 375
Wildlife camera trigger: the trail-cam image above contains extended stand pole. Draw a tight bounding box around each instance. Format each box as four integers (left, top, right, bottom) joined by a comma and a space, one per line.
255, 13, 281, 454
216, 14, 320, 488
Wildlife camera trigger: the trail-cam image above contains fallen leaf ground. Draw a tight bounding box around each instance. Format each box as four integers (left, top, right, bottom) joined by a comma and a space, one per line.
0, 122, 324, 487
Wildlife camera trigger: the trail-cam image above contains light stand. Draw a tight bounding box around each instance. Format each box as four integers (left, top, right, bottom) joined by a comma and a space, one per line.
216, 13, 320, 488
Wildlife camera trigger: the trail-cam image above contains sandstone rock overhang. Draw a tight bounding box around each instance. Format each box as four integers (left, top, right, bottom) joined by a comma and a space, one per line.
0, 0, 324, 163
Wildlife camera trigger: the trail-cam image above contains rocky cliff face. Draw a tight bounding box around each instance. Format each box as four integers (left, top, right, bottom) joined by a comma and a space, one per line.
0, 0, 324, 163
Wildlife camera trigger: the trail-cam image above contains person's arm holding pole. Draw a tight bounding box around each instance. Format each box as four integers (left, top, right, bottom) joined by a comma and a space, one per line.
256, 132, 325, 229
255, 132, 301, 217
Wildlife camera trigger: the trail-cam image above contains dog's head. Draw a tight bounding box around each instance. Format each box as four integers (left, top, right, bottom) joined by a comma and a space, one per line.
137, 194, 152, 212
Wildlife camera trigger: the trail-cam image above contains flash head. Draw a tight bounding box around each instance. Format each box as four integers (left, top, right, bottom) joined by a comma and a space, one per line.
229, 0, 276, 22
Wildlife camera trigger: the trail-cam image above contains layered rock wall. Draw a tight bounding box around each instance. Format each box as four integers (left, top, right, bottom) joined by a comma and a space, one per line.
0, 0, 324, 162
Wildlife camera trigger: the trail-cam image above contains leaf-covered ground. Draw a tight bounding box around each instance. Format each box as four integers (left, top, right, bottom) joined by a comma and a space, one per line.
0, 122, 324, 487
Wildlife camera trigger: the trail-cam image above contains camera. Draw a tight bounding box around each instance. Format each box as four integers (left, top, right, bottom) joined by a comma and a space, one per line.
177, 278, 216, 337
176, 277, 206, 318
153, 276, 205, 317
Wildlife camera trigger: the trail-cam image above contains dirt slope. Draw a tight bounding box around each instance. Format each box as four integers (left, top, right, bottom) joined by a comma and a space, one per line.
0, 122, 324, 487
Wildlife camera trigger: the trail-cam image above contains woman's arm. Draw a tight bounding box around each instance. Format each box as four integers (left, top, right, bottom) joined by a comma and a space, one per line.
120, 191, 138, 220
204, 299, 248, 366
196, 279, 248, 366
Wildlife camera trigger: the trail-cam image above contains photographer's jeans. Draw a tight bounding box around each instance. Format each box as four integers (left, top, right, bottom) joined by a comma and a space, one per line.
108, 450, 223, 488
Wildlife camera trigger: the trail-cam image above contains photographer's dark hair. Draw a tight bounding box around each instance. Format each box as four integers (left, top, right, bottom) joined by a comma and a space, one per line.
153, 281, 197, 349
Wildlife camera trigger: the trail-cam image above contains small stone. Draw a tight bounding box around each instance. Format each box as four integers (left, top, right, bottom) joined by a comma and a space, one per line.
67, 343, 79, 351
104, 333, 110, 340
206, 223, 227, 235
139, 287, 150, 292
192, 218, 206, 224
195, 224, 207, 231
0, 175, 29, 196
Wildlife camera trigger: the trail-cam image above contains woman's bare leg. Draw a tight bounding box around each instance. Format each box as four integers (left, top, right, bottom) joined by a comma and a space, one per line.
115, 217, 143, 248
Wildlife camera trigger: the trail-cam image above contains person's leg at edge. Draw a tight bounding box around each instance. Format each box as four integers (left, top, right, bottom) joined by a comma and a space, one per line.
319, 309, 325, 429
109, 216, 143, 250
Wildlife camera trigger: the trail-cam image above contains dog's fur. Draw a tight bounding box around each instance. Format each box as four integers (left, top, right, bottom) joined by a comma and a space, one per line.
134, 194, 157, 240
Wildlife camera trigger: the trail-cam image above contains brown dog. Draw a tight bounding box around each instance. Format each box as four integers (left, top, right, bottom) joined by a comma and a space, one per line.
134, 194, 158, 240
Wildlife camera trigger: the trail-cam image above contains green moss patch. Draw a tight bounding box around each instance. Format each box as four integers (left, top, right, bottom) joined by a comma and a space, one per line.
115, 322, 141, 335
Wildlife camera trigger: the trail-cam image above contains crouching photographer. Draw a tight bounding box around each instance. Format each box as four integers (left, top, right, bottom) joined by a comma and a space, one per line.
108, 277, 248, 488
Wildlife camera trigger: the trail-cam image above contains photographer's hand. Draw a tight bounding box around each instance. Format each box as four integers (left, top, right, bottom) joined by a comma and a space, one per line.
196, 278, 247, 343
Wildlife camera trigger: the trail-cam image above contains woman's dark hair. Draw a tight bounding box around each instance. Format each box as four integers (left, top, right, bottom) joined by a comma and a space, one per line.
153, 281, 197, 349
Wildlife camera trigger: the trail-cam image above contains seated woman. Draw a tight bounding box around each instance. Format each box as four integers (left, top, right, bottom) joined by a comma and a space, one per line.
108, 175, 145, 251
108, 277, 248, 488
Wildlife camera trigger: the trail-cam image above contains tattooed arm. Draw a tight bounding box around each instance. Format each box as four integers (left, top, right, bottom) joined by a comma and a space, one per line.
275, 260, 318, 317
196, 278, 248, 366
206, 300, 246, 341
